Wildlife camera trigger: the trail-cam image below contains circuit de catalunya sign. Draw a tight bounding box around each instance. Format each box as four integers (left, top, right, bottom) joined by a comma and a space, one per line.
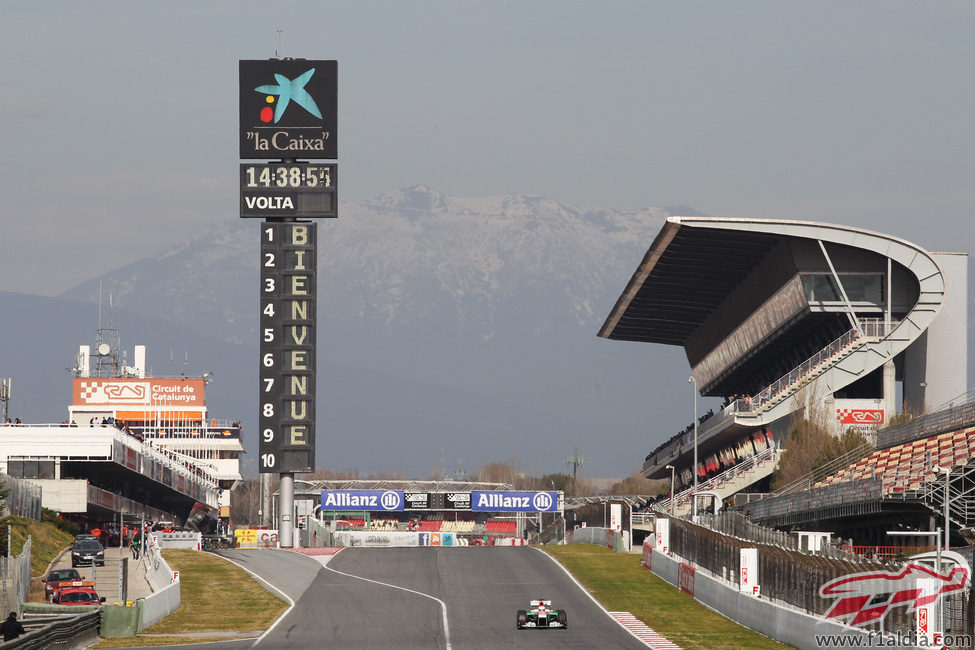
471, 491, 559, 512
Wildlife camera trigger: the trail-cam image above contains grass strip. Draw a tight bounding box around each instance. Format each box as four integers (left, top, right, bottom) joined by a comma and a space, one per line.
92, 636, 245, 648
94, 549, 288, 648
146, 550, 287, 632
7, 515, 76, 577
543, 544, 790, 650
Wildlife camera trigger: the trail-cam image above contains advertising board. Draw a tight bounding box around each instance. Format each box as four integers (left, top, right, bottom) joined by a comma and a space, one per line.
320, 490, 405, 511
444, 492, 471, 510
239, 60, 337, 159
74, 378, 205, 408
471, 491, 559, 512
404, 492, 430, 509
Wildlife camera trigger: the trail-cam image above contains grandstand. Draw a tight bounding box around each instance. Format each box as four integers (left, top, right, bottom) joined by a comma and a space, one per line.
600, 217, 969, 540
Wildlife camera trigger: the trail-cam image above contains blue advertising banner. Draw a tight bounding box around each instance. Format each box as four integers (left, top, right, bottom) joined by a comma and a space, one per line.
320, 490, 404, 511
471, 491, 559, 512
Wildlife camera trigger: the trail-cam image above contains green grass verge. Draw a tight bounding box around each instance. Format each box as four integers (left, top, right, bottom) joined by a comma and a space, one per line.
94, 550, 288, 648
544, 544, 791, 650
92, 636, 250, 647
6, 514, 76, 577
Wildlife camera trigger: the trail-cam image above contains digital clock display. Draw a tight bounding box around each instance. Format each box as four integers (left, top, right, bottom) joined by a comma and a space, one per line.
240, 163, 337, 218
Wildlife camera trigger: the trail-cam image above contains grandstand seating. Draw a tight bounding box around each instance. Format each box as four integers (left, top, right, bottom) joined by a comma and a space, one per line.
485, 520, 517, 534
441, 520, 477, 533
814, 427, 975, 493
368, 517, 399, 531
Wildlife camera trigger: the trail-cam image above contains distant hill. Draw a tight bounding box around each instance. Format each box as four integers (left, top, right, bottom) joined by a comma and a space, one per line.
4, 188, 703, 478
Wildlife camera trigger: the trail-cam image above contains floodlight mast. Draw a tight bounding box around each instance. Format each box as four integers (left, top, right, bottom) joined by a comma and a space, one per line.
665, 465, 675, 517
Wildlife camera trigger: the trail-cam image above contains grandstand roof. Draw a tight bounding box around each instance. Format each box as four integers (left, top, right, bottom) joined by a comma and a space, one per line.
598, 218, 778, 346
598, 217, 946, 398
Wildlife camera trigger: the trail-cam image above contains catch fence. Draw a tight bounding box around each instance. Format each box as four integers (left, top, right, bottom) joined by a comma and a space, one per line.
0, 535, 31, 615
666, 513, 972, 638
1, 473, 42, 521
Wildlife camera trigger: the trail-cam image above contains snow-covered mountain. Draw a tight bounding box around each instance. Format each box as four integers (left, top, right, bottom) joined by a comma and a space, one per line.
46, 188, 698, 478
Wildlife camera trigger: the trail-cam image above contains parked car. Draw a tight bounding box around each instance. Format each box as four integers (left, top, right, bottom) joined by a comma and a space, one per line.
71, 539, 105, 567
43, 568, 83, 601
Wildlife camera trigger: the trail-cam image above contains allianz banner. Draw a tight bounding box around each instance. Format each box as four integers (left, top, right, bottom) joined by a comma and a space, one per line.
471, 491, 559, 512
320, 489, 405, 511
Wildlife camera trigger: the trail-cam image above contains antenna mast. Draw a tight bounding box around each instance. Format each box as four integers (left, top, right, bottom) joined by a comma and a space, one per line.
93, 290, 121, 378
0, 378, 11, 423
566, 448, 587, 485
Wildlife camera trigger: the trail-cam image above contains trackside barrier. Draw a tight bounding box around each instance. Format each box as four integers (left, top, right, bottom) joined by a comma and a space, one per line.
642, 543, 879, 650
154, 532, 202, 550
332, 531, 462, 547
235, 528, 279, 549
567, 527, 628, 552
100, 604, 142, 638
4, 610, 101, 650
138, 535, 180, 632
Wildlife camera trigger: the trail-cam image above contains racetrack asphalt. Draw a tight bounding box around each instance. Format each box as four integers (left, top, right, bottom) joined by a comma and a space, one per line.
177, 546, 653, 650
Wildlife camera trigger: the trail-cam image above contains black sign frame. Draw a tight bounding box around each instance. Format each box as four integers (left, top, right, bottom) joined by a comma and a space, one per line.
240, 163, 337, 218
240, 60, 337, 160
259, 222, 317, 474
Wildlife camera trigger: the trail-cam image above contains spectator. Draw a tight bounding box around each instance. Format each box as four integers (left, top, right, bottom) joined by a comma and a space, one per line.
131, 535, 140, 559
1, 612, 25, 641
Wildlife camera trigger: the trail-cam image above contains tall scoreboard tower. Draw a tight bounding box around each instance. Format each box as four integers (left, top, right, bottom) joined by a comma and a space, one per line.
240, 59, 337, 547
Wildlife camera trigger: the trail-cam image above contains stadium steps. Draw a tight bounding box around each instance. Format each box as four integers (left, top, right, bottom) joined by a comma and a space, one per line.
665, 448, 781, 517
737, 323, 889, 422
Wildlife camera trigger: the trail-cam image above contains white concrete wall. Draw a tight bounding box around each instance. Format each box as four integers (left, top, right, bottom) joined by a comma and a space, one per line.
644, 546, 921, 650
927, 252, 968, 409
904, 252, 968, 413
139, 537, 180, 631
31, 479, 88, 512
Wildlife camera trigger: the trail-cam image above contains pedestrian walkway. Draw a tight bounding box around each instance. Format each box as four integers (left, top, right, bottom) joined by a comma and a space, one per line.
47, 546, 152, 605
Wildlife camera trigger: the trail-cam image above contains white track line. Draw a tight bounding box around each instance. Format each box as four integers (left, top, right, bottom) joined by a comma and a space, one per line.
309, 550, 452, 650
533, 547, 680, 649
205, 551, 299, 648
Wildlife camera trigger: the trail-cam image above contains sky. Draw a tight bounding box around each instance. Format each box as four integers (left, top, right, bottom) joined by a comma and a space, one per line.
2, 2, 974, 297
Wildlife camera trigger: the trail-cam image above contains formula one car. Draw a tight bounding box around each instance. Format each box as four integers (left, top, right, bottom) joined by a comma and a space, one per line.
516, 600, 567, 629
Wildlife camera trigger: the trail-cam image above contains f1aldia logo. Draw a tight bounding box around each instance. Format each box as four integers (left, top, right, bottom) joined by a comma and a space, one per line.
819, 555, 969, 626
253, 69, 323, 124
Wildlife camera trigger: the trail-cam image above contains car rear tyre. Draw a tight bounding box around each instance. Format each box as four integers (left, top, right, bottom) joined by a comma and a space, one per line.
516, 610, 527, 629
557, 610, 567, 628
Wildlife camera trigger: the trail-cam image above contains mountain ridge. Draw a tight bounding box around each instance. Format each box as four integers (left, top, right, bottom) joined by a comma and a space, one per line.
5, 188, 700, 478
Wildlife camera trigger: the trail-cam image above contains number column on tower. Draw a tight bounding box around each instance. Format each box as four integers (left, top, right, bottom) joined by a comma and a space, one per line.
259, 222, 317, 473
